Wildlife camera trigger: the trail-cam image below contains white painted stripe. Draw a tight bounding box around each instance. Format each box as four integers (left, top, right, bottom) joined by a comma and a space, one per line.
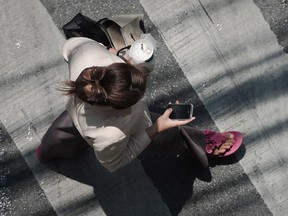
0, 0, 170, 215
140, 0, 288, 215
0, 0, 104, 215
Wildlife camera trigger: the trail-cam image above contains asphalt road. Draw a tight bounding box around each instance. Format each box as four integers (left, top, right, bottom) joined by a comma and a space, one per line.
0, 0, 287, 216
253, 0, 288, 53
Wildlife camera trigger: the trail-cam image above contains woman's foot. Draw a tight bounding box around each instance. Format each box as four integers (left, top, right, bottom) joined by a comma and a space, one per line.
211, 133, 234, 156
179, 127, 243, 167
204, 129, 244, 157
36, 144, 48, 162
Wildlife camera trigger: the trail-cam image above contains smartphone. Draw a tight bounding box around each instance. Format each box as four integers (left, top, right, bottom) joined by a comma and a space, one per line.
167, 103, 194, 120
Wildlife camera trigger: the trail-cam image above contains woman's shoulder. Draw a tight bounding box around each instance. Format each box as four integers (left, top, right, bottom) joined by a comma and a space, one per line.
62, 37, 99, 61
63, 37, 125, 81
131, 99, 149, 112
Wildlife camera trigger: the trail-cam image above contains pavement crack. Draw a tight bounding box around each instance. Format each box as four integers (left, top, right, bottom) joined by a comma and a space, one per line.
198, 0, 214, 24
20, 108, 40, 140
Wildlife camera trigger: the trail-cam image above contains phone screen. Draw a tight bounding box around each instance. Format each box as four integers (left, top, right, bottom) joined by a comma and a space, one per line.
167, 104, 193, 119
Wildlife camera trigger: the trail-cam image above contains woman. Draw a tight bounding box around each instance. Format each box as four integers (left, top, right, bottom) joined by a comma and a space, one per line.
37, 37, 242, 172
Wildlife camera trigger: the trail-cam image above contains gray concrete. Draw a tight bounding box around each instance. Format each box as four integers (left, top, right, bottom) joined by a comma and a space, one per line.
140, 0, 288, 215
1, 0, 287, 215
0, 122, 57, 216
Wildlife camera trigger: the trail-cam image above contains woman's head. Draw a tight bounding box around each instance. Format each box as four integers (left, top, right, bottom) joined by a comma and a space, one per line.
61, 63, 147, 109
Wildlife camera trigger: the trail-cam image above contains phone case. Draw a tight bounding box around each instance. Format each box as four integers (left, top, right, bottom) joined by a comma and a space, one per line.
167, 103, 193, 119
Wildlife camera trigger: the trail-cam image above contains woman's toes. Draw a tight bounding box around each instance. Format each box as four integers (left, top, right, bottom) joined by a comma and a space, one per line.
214, 148, 226, 155
225, 133, 234, 140
224, 140, 234, 146
213, 142, 233, 155
207, 132, 236, 156
221, 144, 232, 150
213, 145, 231, 155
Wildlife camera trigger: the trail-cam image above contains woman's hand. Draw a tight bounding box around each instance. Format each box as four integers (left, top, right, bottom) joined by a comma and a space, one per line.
146, 108, 195, 140
156, 108, 195, 132
108, 48, 118, 55
109, 48, 135, 65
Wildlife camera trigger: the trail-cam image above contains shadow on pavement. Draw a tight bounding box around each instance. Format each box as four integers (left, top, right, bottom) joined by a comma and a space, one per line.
138, 142, 212, 216
44, 136, 244, 216
0, 123, 57, 216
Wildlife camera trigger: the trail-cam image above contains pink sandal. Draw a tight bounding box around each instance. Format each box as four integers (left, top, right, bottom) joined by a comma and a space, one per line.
204, 129, 243, 157
36, 145, 46, 162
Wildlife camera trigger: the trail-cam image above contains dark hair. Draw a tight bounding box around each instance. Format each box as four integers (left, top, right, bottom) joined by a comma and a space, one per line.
59, 63, 147, 109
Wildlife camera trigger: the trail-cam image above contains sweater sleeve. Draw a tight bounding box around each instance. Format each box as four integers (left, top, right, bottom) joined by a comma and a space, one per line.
62, 37, 96, 62
84, 127, 151, 172
62, 37, 124, 81
83, 106, 153, 172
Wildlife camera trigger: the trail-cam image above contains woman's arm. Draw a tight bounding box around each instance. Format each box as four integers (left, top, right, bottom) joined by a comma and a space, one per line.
108, 48, 118, 55
91, 108, 195, 172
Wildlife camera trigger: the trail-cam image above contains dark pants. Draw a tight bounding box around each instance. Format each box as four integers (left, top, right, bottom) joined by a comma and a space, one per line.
39, 111, 207, 163
40, 111, 88, 161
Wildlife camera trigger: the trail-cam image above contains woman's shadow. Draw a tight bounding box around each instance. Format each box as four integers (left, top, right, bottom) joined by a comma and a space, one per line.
46, 132, 245, 216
